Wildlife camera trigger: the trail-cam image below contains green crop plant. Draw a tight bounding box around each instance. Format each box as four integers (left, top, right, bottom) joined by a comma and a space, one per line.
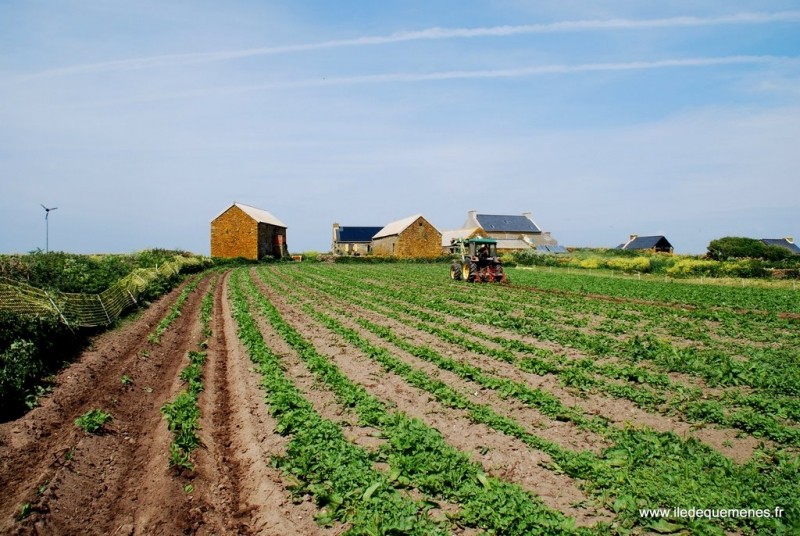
75, 409, 112, 433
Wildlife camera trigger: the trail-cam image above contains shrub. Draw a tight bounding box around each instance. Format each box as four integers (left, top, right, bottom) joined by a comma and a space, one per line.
300, 251, 322, 262
579, 258, 601, 269
500, 254, 517, 267
708, 237, 793, 261
719, 259, 769, 278
666, 259, 720, 277
0, 340, 39, 402
607, 257, 651, 273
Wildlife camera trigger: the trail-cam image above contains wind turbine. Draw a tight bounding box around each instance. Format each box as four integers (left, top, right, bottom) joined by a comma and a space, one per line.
41, 204, 58, 253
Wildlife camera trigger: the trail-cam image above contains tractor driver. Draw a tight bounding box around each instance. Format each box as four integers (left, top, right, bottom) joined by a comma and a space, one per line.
478, 245, 489, 262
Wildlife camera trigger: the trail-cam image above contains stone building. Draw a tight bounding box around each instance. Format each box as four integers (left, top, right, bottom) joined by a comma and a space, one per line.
462, 210, 558, 252
331, 224, 383, 255
371, 214, 442, 258
210, 202, 288, 260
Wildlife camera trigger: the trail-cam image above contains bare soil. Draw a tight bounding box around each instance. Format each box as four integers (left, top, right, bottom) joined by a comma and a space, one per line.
0, 271, 334, 535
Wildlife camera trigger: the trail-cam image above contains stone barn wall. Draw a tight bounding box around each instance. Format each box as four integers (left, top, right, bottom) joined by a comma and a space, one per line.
211, 205, 288, 260
372, 216, 442, 258
211, 205, 259, 260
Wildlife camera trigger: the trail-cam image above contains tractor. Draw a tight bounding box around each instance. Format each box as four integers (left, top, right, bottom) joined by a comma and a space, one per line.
449, 237, 509, 283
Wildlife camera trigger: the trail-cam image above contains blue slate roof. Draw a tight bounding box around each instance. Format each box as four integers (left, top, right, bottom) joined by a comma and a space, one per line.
761, 239, 800, 254
476, 214, 540, 233
618, 236, 672, 250
337, 226, 383, 243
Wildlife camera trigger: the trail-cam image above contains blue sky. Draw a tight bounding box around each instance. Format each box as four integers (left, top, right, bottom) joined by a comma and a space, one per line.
1, 1, 799, 255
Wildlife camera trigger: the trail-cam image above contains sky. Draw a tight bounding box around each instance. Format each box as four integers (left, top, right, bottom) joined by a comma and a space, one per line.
1, 1, 799, 255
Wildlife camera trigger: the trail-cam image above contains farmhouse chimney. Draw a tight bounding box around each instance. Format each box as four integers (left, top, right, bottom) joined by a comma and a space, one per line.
786, 236, 795, 244
522, 211, 532, 220
629, 234, 638, 241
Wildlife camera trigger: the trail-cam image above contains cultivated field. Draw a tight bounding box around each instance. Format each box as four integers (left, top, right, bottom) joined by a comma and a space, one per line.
1, 264, 798, 534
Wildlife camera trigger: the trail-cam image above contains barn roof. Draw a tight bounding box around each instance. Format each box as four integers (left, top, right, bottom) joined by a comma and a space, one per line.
337, 226, 383, 243
618, 235, 671, 250
761, 238, 800, 254
373, 214, 425, 239
218, 202, 286, 227
475, 214, 541, 233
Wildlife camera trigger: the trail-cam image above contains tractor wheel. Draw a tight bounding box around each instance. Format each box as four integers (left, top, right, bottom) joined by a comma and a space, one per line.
469, 262, 479, 282
450, 262, 462, 280
462, 261, 477, 282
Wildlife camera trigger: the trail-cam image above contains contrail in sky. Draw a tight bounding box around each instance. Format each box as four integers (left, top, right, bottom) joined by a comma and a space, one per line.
23, 11, 800, 80
96, 55, 794, 105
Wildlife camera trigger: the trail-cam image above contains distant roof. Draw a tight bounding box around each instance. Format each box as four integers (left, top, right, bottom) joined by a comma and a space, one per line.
337, 226, 383, 243
215, 202, 287, 227
494, 238, 535, 250
374, 214, 425, 239
537, 245, 569, 254
476, 214, 541, 233
441, 227, 481, 247
619, 235, 671, 250
761, 238, 800, 254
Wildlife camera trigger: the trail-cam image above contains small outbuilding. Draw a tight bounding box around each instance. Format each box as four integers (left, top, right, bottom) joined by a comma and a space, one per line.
617, 234, 673, 254
332, 223, 383, 256
210, 202, 288, 260
372, 214, 442, 258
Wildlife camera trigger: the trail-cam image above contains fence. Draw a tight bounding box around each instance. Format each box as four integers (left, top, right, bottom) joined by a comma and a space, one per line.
0, 256, 210, 328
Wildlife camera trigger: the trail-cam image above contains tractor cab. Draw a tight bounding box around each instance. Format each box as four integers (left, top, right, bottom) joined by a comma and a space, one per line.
450, 238, 509, 283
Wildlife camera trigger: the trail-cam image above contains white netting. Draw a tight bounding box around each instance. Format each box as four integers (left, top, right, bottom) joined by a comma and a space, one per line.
0, 256, 209, 327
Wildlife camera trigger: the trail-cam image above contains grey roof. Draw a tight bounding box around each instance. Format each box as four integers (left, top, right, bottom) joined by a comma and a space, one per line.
337, 227, 383, 243
618, 236, 672, 250
476, 214, 540, 233
761, 238, 800, 254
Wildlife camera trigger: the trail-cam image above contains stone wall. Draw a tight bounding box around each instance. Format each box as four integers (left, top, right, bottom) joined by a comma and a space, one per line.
210, 205, 259, 260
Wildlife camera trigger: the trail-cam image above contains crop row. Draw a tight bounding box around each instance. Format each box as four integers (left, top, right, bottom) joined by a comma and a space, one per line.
160, 274, 217, 472
255, 266, 799, 534
508, 265, 800, 314
284, 265, 800, 445
241, 269, 586, 534
346, 265, 800, 415
147, 274, 202, 344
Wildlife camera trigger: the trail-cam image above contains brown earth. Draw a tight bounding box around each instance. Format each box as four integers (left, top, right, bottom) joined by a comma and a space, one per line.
0, 271, 336, 535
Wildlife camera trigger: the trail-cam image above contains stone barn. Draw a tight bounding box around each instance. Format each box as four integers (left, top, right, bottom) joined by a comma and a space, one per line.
371, 214, 442, 258
210, 202, 288, 260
